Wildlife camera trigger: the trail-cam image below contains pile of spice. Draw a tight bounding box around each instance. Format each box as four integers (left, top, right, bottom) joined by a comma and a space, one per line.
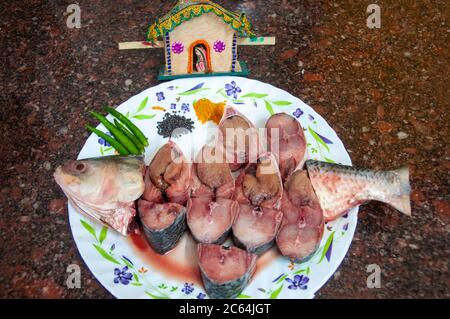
193, 98, 225, 125
156, 112, 195, 138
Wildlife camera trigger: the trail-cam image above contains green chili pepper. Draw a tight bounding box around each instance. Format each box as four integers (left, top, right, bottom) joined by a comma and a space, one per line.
104, 107, 149, 147
113, 119, 144, 154
89, 111, 140, 155
85, 125, 129, 155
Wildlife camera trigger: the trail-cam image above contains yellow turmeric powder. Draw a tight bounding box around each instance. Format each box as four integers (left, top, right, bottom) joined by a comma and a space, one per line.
193, 98, 225, 125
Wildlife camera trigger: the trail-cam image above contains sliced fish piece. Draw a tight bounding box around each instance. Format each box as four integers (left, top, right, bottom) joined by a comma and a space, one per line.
143, 141, 191, 205
232, 152, 283, 255
276, 217, 323, 262
266, 113, 307, 180
234, 152, 283, 210
276, 169, 324, 262
218, 106, 260, 171
306, 160, 411, 221
191, 144, 234, 199
142, 165, 164, 203
187, 197, 238, 244
198, 243, 257, 299
53, 155, 145, 235
138, 199, 186, 254
232, 204, 283, 255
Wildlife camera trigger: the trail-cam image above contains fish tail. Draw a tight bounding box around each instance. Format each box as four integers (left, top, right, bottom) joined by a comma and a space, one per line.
387, 166, 411, 216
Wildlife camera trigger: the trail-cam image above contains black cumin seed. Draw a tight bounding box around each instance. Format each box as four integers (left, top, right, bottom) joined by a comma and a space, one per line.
156, 112, 195, 138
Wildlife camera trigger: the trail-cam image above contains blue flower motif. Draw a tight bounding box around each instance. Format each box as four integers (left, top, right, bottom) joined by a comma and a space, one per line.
156, 92, 165, 101
225, 81, 242, 99
308, 114, 315, 121
293, 108, 304, 118
285, 274, 309, 290
113, 266, 133, 285
182, 282, 194, 295
98, 131, 112, 147
197, 292, 206, 299
343, 223, 349, 231
170, 103, 176, 110
181, 103, 190, 113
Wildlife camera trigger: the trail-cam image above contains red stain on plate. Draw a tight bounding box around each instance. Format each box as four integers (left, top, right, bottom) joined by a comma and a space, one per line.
128, 232, 280, 287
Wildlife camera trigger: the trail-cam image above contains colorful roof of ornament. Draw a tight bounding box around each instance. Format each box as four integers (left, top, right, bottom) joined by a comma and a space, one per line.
146, 0, 256, 43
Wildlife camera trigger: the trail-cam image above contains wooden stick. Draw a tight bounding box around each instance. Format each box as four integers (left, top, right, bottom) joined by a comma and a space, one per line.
237, 37, 276, 45
118, 36, 275, 50
118, 41, 164, 50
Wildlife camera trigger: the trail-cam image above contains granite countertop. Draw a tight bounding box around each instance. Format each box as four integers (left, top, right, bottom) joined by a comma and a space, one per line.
1, 0, 448, 298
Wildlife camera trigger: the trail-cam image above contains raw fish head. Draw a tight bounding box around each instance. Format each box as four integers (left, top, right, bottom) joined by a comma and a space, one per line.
54, 156, 145, 235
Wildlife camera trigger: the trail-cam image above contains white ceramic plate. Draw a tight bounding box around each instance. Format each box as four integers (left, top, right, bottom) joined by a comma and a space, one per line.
68, 76, 357, 299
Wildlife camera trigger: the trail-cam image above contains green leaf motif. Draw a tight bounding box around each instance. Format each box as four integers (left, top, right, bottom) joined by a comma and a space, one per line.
80, 220, 97, 241
237, 294, 252, 299
136, 97, 148, 113
308, 126, 330, 152
275, 274, 288, 284
99, 147, 104, 156
133, 114, 156, 120
270, 284, 284, 299
324, 157, 335, 163
264, 100, 274, 115
241, 92, 268, 99
133, 272, 139, 283
178, 88, 210, 95
219, 91, 228, 99
98, 226, 107, 244
294, 269, 306, 275
271, 100, 292, 106
93, 244, 121, 265
145, 291, 169, 299
131, 283, 143, 286
317, 231, 335, 264
170, 286, 178, 292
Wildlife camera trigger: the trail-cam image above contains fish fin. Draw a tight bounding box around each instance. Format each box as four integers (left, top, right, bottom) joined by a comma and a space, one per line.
388, 166, 411, 216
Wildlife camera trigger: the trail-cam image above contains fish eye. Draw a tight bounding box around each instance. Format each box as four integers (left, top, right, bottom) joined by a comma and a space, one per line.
75, 163, 86, 173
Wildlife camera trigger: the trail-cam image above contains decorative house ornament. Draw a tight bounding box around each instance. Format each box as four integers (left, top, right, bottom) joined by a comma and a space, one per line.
118, 0, 275, 80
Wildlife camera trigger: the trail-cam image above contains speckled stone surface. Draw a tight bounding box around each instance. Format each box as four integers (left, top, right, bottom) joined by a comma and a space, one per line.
0, 0, 448, 298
